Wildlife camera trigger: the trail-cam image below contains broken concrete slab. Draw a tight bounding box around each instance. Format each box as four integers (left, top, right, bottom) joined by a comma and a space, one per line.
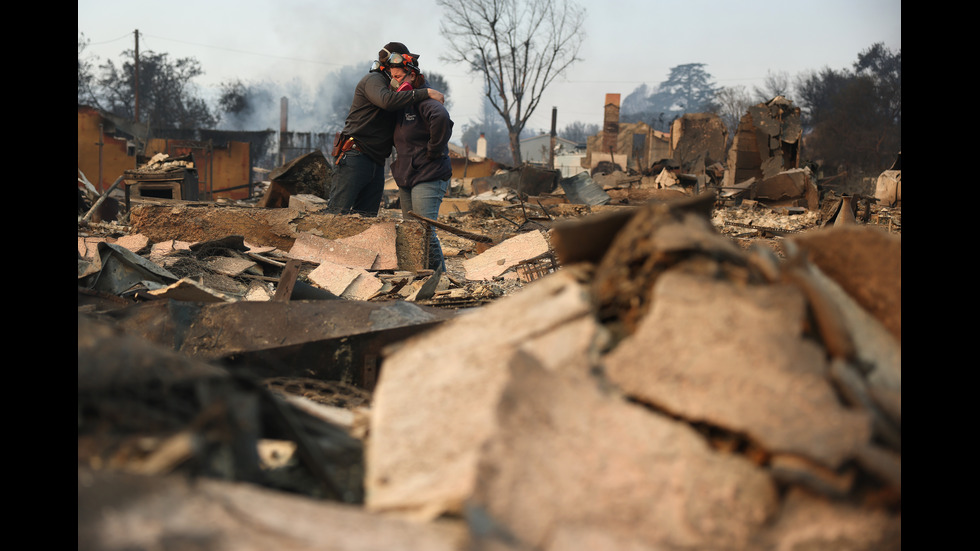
127, 205, 427, 270
332, 222, 399, 271
467, 350, 779, 551
590, 191, 740, 332
244, 280, 274, 301
289, 193, 329, 211
602, 270, 872, 470
340, 269, 385, 301
718, 176, 757, 204
396, 278, 426, 300
146, 277, 233, 302
204, 255, 258, 277
412, 266, 444, 302
787, 225, 901, 344
78, 237, 105, 279
288, 232, 378, 270
755, 168, 820, 211
307, 261, 361, 296
114, 233, 150, 253
367, 266, 829, 550
148, 239, 193, 263
437, 197, 472, 217
366, 269, 596, 519
756, 487, 901, 550
86, 234, 290, 302
462, 230, 551, 281
78, 466, 469, 551
78, 236, 104, 260
781, 232, 901, 432
359, 187, 898, 540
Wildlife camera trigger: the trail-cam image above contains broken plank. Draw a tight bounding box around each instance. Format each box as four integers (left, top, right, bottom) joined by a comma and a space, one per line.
273, 259, 302, 302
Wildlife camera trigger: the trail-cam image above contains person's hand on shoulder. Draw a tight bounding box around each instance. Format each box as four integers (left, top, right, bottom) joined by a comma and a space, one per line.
427, 89, 445, 104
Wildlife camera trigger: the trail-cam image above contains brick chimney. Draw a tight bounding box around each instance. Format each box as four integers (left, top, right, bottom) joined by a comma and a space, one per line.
602, 94, 620, 155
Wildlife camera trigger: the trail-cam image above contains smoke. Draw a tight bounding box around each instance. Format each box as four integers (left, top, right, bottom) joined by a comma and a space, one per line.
211, 64, 367, 133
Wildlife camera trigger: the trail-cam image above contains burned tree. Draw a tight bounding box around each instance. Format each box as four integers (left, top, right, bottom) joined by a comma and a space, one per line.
436, 0, 586, 165
715, 85, 753, 144
795, 43, 901, 183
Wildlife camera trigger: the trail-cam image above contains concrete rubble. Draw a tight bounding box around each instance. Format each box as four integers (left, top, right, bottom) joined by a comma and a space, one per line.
79, 113, 900, 550
366, 194, 900, 551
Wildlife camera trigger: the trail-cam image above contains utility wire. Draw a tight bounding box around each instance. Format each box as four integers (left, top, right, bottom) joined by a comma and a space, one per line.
141, 33, 345, 67
83, 32, 133, 46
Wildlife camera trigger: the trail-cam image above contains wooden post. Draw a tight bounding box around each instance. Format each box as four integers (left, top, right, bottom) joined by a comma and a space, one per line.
273, 259, 302, 302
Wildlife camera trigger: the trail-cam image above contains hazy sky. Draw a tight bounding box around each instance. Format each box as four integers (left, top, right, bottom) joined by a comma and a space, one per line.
78, 0, 901, 138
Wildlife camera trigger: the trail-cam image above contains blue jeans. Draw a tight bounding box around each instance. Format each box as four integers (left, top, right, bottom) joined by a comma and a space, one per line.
399, 179, 449, 271
328, 150, 385, 216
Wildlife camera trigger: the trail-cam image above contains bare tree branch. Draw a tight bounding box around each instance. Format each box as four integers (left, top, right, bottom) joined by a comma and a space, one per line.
437, 0, 585, 164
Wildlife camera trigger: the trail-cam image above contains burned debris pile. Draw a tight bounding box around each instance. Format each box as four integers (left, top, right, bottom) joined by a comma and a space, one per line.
363, 193, 901, 550
79, 103, 900, 550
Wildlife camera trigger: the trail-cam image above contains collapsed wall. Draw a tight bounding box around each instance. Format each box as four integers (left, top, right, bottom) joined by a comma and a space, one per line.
724, 96, 803, 188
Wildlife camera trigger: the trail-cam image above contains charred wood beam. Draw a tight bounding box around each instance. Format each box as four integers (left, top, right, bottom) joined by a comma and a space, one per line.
724, 222, 801, 236
273, 259, 302, 302
407, 211, 495, 243
81, 175, 124, 223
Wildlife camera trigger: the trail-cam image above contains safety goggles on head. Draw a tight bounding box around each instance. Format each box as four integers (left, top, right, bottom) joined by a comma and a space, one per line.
386, 52, 418, 70
371, 47, 396, 73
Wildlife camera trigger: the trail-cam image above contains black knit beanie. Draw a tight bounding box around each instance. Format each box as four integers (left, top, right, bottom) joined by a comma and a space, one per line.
381, 42, 410, 60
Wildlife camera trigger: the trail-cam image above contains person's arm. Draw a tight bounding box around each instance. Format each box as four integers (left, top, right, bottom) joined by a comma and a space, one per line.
420, 100, 454, 159
363, 73, 442, 111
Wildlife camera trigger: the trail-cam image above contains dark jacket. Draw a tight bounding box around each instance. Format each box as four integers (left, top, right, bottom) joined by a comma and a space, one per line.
391, 86, 454, 189
341, 71, 428, 166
